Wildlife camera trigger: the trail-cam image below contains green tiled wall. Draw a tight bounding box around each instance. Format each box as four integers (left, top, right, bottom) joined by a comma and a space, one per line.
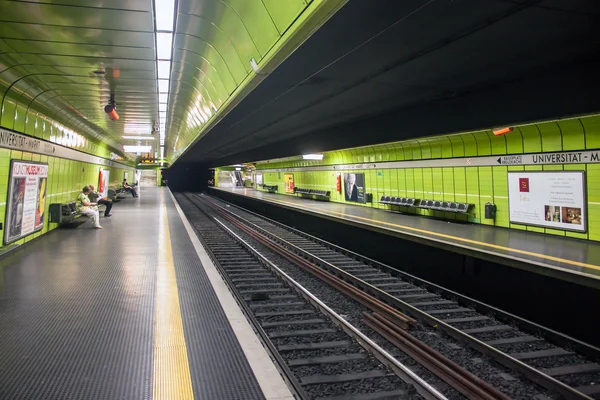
240, 114, 600, 242
0, 148, 136, 247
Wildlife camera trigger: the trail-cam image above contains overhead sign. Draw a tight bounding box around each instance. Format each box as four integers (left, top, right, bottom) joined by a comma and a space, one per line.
261, 149, 600, 173
0, 127, 131, 169
5, 161, 49, 245
508, 171, 586, 232
496, 155, 523, 165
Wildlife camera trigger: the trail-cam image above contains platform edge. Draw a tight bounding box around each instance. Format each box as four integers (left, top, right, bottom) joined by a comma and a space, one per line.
169, 190, 295, 400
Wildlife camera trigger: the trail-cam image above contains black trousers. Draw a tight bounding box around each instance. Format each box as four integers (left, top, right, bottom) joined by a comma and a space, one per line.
98, 199, 113, 216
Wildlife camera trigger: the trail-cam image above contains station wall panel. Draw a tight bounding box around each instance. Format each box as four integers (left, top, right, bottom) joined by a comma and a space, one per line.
247, 114, 600, 241
0, 148, 136, 247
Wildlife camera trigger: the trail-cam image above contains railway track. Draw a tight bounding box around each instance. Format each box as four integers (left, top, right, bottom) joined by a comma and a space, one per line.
175, 193, 445, 400
186, 192, 600, 400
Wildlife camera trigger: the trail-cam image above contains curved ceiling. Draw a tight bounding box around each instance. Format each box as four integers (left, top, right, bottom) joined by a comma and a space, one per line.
166, 0, 345, 160
0, 0, 157, 158
175, 0, 600, 167
0, 0, 339, 161
2, 1, 599, 166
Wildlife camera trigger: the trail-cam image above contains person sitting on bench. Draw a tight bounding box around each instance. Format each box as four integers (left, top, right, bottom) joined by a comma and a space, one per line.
77, 186, 102, 229
123, 179, 138, 198
88, 184, 113, 217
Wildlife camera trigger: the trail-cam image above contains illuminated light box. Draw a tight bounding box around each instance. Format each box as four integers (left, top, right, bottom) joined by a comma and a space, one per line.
123, 145, 152, 153
122, 136, 155, 140
302, 154, 323, 160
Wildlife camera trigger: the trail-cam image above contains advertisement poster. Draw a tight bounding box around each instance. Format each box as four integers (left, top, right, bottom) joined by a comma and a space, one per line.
344, 173, 366, 203
98, 169, 110, 198
5, 161, 49, 245
508, 171, 586, 232
284, 173, 294, 193
255, 173, 263, 186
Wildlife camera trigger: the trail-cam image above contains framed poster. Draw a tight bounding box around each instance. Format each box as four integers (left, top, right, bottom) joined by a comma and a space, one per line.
508, 171, 586, 232
255, 173, 263, 185
284, 173, 294, 193
343, 173, 366, 203
98, 169, 110, 198
5, 160, 49, 245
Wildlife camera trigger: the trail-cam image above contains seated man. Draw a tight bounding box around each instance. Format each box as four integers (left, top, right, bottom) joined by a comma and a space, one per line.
88, 184, 113, 217
123, 179, 138, 198
76, 186, 102, 229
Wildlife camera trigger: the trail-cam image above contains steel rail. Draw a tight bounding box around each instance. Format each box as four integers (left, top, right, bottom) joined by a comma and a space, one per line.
185, 194, 447, 400
196, 193, 595, 400
208, 193, 600, 363
364, 312, 511, 400
193, 194, 516, 400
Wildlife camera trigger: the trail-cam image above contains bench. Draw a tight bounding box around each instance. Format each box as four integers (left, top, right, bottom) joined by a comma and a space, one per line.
379, 196, 418, 207
49, 202, 87, 226
261, 184, 278, 193
294, 187, 330, 198
379, 196, 473, 214
49, 201, 106, 226
417, 199, 472, 213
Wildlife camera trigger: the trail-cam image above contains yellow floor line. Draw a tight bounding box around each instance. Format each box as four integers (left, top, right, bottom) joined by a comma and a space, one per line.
154, 194, 194, 400
238, 191, 600, 273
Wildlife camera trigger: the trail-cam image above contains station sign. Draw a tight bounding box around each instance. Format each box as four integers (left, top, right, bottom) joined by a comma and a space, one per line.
262, 149, 600, 173
497, 151, 598, 166
0, 127, 130, 169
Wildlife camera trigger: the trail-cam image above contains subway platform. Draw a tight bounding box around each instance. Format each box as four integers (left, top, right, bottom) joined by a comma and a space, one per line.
0, 187, 293, 400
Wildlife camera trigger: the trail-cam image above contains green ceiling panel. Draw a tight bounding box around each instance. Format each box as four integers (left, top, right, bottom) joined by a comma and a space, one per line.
0, 0, 346, 162
262, 0, 308, 34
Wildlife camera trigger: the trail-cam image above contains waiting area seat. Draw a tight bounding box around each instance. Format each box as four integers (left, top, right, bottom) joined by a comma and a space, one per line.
49, 200, 110, 226
260, 184, 278, 192
294, 187, 330, 198
380, 196, 417, 207
380, 196, 472, 213
49, 202, 80, 224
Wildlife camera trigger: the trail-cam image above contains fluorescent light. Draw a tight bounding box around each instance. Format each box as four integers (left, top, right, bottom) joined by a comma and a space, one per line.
155, 0, 175, 31
159, 112, 167, 120
159, 104, 168, 112
302, 154, 323, 160
124, 145, 152, 153
122, 136, 155, 140
159, 93, 168, 103
124, 123, 152, 134
235, 167, 241, 171
156, 32, 173, 60
157, 60, 171, 79
158, 79, 169, 93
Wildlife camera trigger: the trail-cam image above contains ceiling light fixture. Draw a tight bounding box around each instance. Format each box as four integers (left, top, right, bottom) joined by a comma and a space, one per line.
158, 79, 169, 93
122, 136, 156, 140
154, 0, 177, 158
302, 154, 324, 160
124, 145, 152, 153
157, 61, 171, 79
156, 32, 173, 60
